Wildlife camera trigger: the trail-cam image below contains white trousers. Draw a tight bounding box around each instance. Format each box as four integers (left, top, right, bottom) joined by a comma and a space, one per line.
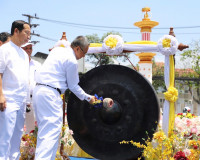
25, 103, 35, 133
33, 85, 63, 160
0, 101, 26, 160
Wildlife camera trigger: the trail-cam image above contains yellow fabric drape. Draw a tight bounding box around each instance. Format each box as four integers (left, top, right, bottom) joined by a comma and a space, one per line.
168, 55, 175, 135
89, 41, 157, 47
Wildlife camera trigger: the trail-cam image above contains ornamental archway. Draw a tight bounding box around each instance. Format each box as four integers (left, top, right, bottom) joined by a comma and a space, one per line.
55, 7, 189, 160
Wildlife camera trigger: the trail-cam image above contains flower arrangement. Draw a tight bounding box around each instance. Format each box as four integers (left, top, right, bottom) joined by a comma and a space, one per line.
60, 124, 74, 147
54, 39, 71, 48
20, 127, 38, 160
20, 124, 74, 160
120, 114, 200, 160
158, 35, 179, 56
176, 113, 196, 119
102, 34, 124, 55
175, 113, 200, 139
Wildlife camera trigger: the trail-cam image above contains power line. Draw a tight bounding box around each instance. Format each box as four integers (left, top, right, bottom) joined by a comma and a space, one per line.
30, 32, 57, 42
155, 26, 200, 29
38, 17, 138, 30
37, 35, 57, 42
22, 14, 40, 44
151, 32, 200, 35
32, 16, 200, 30
32, 16, 200, 35
22, 14, 200, 42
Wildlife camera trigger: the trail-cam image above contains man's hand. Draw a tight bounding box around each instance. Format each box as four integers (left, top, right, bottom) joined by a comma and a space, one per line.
0, 95, 6, 112
89, 96, 96, 104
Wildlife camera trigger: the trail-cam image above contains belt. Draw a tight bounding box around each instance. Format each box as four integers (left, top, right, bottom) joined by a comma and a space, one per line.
36, 83, 61, 94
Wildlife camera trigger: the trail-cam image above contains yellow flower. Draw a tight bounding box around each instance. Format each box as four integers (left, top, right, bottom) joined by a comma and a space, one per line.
153, 130, 167, 143
60, 44, 65, 47
132, 142, 146, 148
162, 38, 171, 48
189, 140, 198, 147
105, 37, 118, 48
56, 150, 60, 156
119, 140, 128, 144
61, 94, 64, 100
186, 113, 193, 118
188, 149, 200, 160
164, 87, 178, 102
121, 125, 200, 159
62, 126, 66, 132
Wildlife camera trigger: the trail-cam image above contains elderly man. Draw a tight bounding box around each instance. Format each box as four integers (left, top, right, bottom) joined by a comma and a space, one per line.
0, 20, 31, 160
22, 41, 41, 133
33, 36, 96, 160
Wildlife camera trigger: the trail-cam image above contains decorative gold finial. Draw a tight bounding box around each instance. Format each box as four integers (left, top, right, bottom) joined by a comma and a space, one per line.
60, 32, 67, 40
169, 27, 176, 37
134, 7, 159, 32
142, 7, 151, 20
168, 28, 189, 51
49, 32, 68, 51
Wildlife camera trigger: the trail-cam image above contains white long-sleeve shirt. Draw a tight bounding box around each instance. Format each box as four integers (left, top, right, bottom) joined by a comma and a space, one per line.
35, 47, 92, 101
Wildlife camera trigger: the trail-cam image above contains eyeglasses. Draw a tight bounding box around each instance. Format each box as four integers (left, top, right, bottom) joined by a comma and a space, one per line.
79, 46, 85, 55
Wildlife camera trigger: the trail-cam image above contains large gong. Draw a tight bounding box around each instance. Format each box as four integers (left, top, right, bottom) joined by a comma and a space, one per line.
67, 65, 159, 160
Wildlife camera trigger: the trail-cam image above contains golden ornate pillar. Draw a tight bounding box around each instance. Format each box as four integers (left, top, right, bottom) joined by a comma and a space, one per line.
134, 7, 159, 83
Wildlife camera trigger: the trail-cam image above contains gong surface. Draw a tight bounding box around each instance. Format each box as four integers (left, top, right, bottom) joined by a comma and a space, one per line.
67, 65, 159, 160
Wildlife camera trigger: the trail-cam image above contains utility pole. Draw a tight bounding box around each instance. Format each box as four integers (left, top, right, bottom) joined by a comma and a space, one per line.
22, 14, 40, 44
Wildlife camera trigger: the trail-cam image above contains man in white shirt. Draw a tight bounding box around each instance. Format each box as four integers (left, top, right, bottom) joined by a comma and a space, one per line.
22, 41, 41, 133
33, 36, 96, 160
0, 32, 11, 46
0, 20, 31, 160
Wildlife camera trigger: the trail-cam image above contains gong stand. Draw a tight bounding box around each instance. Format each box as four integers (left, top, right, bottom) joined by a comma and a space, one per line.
94, 53, 138, 71
64, 28, 188, 160
60, 94, 70, 160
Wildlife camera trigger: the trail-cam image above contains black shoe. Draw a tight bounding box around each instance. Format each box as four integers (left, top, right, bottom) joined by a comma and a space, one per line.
26, 106, 31, 112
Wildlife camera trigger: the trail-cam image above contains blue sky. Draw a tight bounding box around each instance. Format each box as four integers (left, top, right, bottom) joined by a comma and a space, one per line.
1, 0, 200, 65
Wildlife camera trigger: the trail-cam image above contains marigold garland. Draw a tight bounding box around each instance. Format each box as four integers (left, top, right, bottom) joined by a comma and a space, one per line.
105, 37, 118, 48
162, 38, 171, 48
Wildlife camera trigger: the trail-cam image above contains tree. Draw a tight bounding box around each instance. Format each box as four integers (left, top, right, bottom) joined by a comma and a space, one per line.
86, 33, 101, 43
85, 33, 109, 66
180, 40, 200, 106
152, 59, 166, 93
100, 31, 122, 42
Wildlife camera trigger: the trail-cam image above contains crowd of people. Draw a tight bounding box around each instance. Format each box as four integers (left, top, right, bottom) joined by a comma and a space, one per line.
0, 20, 96, 160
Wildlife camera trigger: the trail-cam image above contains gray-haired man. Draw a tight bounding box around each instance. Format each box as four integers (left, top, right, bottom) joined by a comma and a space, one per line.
33, 36, 96, 160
